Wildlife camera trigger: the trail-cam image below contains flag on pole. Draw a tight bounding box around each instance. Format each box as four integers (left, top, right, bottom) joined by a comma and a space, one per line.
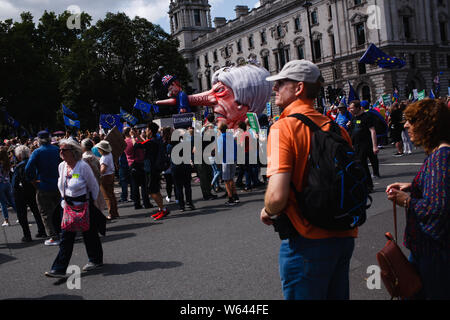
133, 99, 152, 113
100, 114, 123, 132
347, 81, 359, 103
62, 104, 78, 119
63, 115, 80, 128
359, 43, 406, 69
119, 108, 137, 126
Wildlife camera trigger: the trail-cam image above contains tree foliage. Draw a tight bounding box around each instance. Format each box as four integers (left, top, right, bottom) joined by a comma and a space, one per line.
0, 11, 190, 134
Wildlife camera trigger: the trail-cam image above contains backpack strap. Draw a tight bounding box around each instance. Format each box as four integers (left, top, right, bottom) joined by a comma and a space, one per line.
288, 114, 321, 132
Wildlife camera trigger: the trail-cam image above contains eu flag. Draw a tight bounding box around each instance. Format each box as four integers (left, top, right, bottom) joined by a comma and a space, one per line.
359, 44, 406, 69
152, 104, 159, 114
347, 81, 359, 103
120, 108, 137, 126
100, 114, 123, 132
133, 99, 151, 113
62, 104, 78, 119
63, 115, 80, 128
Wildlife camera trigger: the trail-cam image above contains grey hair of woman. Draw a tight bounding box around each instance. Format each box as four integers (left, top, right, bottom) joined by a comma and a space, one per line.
211, 64, 273, 114
59, 138, 83, 162
14, 145, 31, 160
81, 138, 94, 151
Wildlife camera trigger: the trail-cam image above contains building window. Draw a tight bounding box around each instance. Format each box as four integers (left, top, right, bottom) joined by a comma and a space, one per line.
354, 0, 362, 5
248, 34, 254, 49
196, 57, 200, 68
440, 22, 447, 42
224, 46, 229, 58
294, 17, 301, 31
362, 85, 371, 102
194, 9, 201, 26
358, 62, 366, 75
297, 45, 305, 59
237, 39, 242, 53
206, 73, 211, 90
262, 56, 269, 71
330, 34, 336, 55
213, 50, 218, 62
174, 13, 179, 30
313, 39, 321, 61
198, 77, 203, 92
261, 30, 267, 44
311, 10, 318, 25
328, 5, 332, 20
204, 54, 209, 67
403, 17, 411, 40
355, 23, 366, 46
410, 53, 416, 69
276, 25, 282, 38
447, 55, 450, 68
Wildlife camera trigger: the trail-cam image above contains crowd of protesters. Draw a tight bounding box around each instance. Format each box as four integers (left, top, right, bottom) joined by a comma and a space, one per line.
0, 114, 273, 241
1, 92, 448, 292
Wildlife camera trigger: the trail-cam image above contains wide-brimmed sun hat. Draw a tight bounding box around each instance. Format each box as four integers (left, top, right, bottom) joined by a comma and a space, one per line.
94, 140, 112, 153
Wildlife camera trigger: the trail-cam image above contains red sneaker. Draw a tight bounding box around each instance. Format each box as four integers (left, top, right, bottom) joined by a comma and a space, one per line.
153, 209, 170, 221
151, 211, 161, 218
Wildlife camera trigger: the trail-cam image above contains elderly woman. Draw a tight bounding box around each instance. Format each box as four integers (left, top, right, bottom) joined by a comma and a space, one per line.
12, 145, 47, 242
45, 139, 103, 278
386, 99, 450, 299
95, 140, 119, 220
81, 138, 106, 211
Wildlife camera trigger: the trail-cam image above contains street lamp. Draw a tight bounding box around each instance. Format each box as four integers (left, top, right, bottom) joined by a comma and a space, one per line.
303, 1, 315, 63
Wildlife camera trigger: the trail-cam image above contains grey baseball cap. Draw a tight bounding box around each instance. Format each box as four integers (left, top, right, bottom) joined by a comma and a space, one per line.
266, 60, 324, 83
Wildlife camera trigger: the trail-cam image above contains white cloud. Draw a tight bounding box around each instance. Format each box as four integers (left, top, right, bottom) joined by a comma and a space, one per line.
120, 0, 169, 23
0, 0, 20, 20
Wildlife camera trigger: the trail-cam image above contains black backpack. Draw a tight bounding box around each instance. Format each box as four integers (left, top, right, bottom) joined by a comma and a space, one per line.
288, 114, 371, 231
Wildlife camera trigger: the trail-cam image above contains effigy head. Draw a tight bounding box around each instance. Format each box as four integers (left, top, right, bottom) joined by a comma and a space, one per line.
156, 65, 272, 129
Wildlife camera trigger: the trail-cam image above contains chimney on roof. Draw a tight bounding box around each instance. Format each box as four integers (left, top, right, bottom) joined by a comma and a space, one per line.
214, 17, 227, 28
235, 5, 249, 18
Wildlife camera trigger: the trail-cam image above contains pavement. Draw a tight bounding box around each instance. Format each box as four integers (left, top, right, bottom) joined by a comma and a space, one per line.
0, 144, 426, 300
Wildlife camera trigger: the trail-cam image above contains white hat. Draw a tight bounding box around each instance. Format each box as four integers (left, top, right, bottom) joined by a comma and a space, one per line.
95, 140, 112, 153
266, 60, 324, 83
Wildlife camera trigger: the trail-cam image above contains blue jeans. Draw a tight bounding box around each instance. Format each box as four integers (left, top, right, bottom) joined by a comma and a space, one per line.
279, 234, 355, 300
409, 252, 450, 300
209, 157, 221, 189
0, 182, 16, 220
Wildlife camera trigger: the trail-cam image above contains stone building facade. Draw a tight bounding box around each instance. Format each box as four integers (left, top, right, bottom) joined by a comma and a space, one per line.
169, 0, 450, 108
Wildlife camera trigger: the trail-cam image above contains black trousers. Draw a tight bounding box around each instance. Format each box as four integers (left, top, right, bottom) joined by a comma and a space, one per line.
354, 144, 374, 189
172, 165, 192, 208
14, 189, 46, 238
195, 164, 213, 198
51, 224, 103, 273
130, 163, 150, 208
368, 150, 380, 177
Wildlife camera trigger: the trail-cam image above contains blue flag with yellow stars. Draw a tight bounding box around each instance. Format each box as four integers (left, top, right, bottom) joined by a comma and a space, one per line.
120, 108, 137, 126
100, 114, 123, 132
63, 115, 80, 128
359, 43, 406, 69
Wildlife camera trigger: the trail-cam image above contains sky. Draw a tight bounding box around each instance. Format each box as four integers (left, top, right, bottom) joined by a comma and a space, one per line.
0, 0, 261, 33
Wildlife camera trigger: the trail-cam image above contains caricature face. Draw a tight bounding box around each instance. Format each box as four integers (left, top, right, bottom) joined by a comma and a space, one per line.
167, 82, 181, 98
209, 82, 249, 129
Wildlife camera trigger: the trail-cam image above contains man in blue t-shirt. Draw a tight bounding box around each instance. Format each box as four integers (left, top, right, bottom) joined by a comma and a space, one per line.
25, 131, 62, 246
335, 103, 352, 131
161, 75, 191, 114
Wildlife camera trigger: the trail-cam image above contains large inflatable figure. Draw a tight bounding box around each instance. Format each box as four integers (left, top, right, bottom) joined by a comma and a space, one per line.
156, 64, 272, 129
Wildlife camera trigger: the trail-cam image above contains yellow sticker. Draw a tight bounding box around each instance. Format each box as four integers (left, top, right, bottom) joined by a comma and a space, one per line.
72, 174, 80, 179
356, 120, 361, 124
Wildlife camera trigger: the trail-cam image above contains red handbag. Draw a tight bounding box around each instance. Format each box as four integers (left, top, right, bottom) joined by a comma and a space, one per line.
376, 202, 422, 299
62, 202, 90, 232
61, 163, 90, 232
